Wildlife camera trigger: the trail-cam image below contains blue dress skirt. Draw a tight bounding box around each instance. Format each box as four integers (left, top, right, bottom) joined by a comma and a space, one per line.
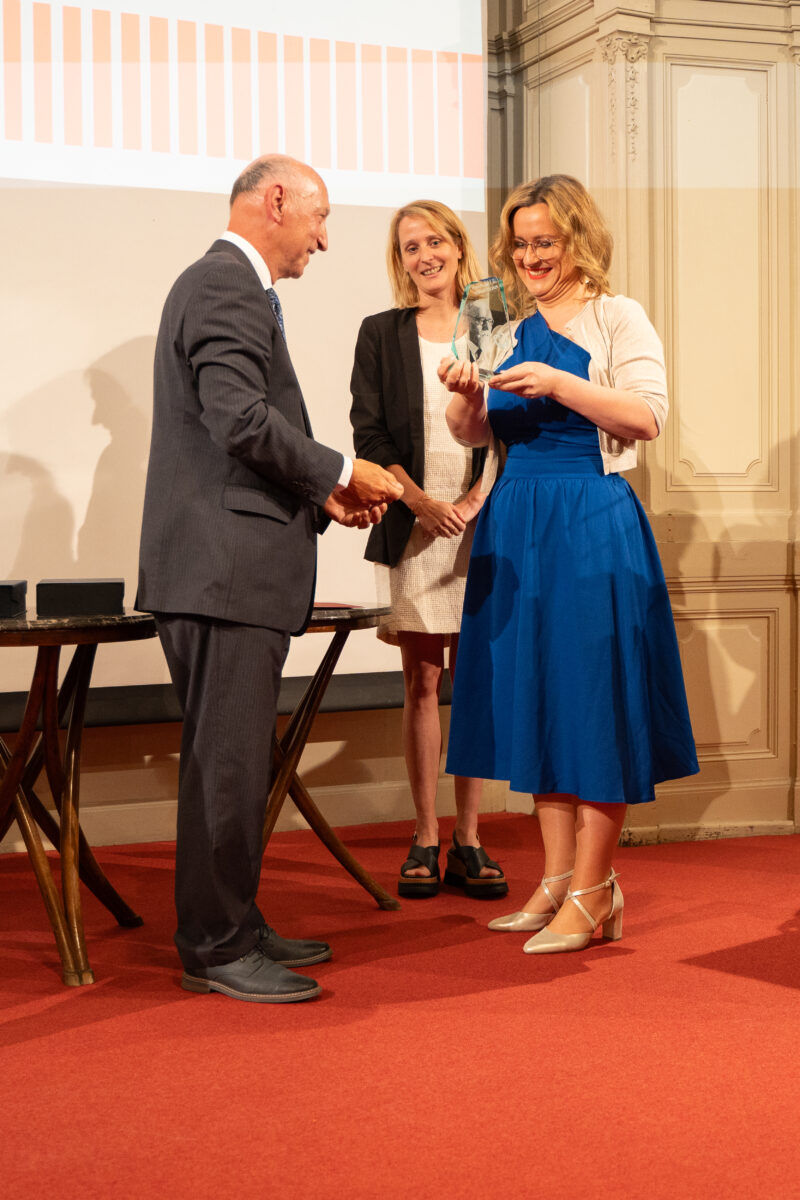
445, 313, 698, 805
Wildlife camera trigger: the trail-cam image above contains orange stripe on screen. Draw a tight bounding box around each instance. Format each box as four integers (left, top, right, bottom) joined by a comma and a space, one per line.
92, 8, 111, 148
121, 12, 141, 150
283, 35, 305, 159
177, 20, 197, 156
33, 2, 52, 143
3, 0, 22, 140
334, 41, 356, 171
257, 32, 278, 154
309, 38, 330, 168
231, 28, 252, 162
149, 16, 169, 153
461, 54, 484, 179
436, 51, 459, 176
361, 44, 382, 173
205, 24, 225, 158
386, 47, 409, 175
63, 5, 82, 146
411, 49, 434, 176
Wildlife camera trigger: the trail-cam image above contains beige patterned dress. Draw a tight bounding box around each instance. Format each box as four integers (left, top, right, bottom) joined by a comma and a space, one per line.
376, 336, 477, 645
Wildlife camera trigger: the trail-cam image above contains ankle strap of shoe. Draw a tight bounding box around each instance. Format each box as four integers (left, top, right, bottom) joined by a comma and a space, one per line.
564, 870, 619, 932
567, 869, 618, 901
542, 869, 574, 885
540, 869, 574, 914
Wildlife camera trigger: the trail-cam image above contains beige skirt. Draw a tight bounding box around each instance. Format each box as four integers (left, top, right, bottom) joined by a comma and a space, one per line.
377, 333, 477, 646
375, 512, 476, 646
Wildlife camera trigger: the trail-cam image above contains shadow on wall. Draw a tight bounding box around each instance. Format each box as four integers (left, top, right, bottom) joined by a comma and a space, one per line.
1, 336, 154, 594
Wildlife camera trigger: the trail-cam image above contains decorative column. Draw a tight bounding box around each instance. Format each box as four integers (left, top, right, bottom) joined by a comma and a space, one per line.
597, 30, 651, 302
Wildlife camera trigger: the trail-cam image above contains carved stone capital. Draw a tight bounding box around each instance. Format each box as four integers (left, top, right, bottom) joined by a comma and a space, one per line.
790, 46, 800, 66
599, 32, 649, 65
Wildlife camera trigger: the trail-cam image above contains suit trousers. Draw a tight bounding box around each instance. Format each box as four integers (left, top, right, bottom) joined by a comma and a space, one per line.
155, 614, 290, 970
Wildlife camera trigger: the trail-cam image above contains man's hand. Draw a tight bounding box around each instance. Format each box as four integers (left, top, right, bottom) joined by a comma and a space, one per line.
324, 491, 387, 529
340, 459, 404, 506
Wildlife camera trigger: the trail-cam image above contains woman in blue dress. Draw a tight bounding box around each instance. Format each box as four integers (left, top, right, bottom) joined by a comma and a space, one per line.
439, 175, 698, 954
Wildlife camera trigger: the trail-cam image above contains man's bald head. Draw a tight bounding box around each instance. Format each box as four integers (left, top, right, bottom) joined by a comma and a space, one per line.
227, 155, 330, 281
230, 155, 323, 207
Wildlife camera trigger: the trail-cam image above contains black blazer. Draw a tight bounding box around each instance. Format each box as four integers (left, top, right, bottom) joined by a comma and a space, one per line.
137, 239, 344, 633
349, 307, 485, 567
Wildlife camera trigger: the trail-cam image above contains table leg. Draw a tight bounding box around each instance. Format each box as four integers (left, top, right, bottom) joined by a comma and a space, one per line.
0, 645, 50, 827
11, 789, 85, 984
15, 649, 143, 928
286, 770, 400, 911
57, 644, 94, 980
262, 630, 350, 847
22, 791, 143, 928
261, 629, 400, 911
0, 647, 94, 984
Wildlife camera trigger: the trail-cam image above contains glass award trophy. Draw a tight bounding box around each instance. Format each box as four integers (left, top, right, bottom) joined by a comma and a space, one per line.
451, 276, 514, 381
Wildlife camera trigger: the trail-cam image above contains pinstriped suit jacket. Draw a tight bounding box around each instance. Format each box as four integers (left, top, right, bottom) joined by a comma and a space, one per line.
137, 239, 343, 634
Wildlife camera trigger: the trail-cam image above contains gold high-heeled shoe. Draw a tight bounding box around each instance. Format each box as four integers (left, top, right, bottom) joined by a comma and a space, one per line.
522, 870, 623, 953
487, 869, 573, 932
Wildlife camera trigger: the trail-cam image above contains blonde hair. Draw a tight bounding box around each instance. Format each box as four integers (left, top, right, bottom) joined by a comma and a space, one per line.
386, 200, 483, 308
490, 175, 613, 317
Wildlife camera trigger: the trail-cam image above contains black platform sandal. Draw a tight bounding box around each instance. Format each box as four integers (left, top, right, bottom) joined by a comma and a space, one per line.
443, 833, 509, 898
398, 837, 440, 898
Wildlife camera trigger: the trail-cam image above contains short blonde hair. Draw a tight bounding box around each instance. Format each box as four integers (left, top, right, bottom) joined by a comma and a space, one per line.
386, 200, 483, 308
490, 175, 613, 317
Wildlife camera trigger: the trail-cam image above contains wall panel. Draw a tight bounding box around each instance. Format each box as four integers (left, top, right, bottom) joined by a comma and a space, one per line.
489, 0, 799, 840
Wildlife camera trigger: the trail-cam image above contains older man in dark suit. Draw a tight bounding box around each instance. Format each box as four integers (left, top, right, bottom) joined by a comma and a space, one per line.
138, 155, 401, 1003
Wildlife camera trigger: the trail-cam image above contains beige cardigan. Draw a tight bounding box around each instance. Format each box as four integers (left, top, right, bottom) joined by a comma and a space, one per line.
478, 293, 668, 490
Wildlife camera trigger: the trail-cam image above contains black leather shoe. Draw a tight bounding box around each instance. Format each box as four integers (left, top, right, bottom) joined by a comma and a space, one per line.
181, 944, 321, 1003
257, 923, 332, 967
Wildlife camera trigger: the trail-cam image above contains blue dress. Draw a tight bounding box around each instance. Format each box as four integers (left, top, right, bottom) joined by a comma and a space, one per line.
445, 312, 698, 804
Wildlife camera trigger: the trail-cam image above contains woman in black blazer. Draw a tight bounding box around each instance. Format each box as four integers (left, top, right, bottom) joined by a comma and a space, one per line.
349, 200, 508, 900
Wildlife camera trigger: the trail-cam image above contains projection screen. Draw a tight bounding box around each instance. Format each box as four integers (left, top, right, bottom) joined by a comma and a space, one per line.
0, 0, 487, 691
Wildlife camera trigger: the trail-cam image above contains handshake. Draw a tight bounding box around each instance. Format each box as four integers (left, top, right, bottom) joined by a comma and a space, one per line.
323, 459, 404, 529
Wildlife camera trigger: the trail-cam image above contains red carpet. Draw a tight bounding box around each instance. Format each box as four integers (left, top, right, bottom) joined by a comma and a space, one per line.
3, 814, 800, 1199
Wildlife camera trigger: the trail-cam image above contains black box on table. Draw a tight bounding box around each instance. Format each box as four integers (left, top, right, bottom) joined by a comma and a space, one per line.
0, 580, 27, 618
36, 579, 125, 618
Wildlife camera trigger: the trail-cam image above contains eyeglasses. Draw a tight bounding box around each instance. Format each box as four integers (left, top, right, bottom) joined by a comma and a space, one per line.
511, 237, 561, 260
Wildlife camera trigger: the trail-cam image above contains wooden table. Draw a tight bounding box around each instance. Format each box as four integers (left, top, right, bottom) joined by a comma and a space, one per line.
0, 611, 157, 985
262, 604, 401, 911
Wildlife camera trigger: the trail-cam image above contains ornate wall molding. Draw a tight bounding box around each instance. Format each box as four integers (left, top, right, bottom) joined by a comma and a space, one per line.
626, 60, 642, 161
599, 32, 650, 163
607, 60, 618, 160
599, 33, 648, 66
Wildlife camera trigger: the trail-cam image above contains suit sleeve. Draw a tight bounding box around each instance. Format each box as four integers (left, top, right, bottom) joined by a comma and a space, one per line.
185, 263, 343, 507
349, 316, 405, 468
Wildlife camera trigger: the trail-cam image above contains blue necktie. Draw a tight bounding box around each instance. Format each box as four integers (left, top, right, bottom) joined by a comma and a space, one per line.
266, 287, 286, 341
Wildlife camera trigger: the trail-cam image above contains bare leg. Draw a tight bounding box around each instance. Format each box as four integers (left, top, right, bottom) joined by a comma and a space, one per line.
448, 633, 499, 877
399, 633, 446, 876
519, 795, 577, 913
545, 801, 627, 935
